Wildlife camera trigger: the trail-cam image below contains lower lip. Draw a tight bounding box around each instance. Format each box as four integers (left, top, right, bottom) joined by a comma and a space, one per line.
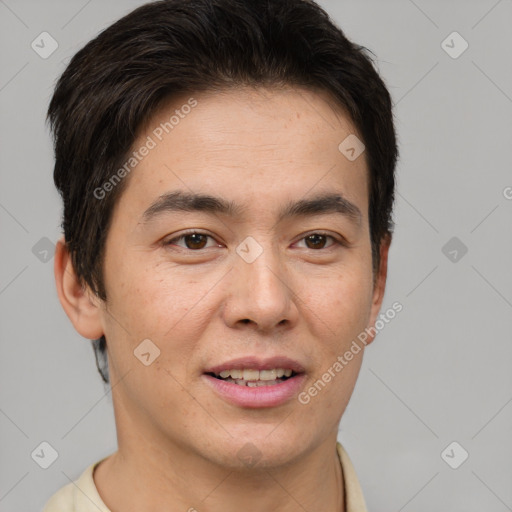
202, 374, 307, 408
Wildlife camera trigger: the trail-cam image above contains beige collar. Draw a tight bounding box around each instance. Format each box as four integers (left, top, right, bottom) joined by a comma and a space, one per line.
44, 442, 367, 511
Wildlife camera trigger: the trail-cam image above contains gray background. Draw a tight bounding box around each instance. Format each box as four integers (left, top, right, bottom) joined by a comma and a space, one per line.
1, 0, 511, 510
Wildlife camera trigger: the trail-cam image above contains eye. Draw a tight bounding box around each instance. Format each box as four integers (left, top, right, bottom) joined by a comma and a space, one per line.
295, 232, 341, 250
164, 231, 219, 250
163, 230, 344, 252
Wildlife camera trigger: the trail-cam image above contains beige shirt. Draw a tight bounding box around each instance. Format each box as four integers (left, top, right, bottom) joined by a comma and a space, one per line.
43, 442, 367, 511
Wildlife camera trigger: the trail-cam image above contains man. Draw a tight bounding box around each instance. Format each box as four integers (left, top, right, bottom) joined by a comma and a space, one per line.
44, 0, 398, 510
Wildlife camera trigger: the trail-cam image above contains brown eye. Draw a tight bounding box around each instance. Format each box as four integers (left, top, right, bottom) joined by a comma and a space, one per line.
165, 232, 216, 250
304, 234, 326, 249
183, 233, 208, 249
301, 233, 337, 250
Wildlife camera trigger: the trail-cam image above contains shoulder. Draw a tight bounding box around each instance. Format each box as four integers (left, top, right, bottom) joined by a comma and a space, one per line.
42, 481, 75, 511
336, 441, 368, 512
42, 458, 110, 512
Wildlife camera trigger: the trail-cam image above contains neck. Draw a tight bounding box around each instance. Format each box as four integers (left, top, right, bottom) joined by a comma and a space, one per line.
94, 432, 345, 512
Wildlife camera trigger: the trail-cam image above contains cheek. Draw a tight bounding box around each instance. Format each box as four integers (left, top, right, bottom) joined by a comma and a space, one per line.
299, 270, 370, 424
103, 257, 220, 378
306, 265, 374, 343
104, 263, 218, 410
110, 257, 212, 332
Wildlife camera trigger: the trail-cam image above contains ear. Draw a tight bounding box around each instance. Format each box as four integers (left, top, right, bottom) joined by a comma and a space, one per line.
54, 236, 105, 340
364, 233, 392, 346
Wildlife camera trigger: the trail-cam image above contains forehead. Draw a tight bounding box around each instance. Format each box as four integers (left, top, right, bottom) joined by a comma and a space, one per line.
112, 86, 369, 225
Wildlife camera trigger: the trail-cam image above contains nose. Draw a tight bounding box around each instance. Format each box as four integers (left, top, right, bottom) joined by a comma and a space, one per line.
222, 241, 300, 333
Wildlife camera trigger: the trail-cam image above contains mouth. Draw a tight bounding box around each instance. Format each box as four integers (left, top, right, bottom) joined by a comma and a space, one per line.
205, 368, 299, 387
202, 356, 307, 408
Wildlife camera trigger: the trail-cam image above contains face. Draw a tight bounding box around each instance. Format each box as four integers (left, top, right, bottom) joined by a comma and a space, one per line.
91, 86, 387, 470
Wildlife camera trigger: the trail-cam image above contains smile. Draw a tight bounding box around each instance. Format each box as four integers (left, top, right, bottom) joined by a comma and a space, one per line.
208, 368, 296, 387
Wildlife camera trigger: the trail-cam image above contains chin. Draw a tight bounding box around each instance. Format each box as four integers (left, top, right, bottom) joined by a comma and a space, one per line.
206, 430, 310, 471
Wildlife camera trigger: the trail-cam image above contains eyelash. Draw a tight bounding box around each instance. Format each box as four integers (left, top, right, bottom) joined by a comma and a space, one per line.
163, 230, 346, 251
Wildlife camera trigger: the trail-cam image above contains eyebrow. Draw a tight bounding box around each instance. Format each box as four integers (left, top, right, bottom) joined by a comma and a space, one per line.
140, 190, 362, 225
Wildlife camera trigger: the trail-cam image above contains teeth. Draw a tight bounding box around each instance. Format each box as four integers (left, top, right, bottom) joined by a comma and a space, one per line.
243, 369, 260, 381
215, 368, 294, 381
247, 380, 273, 387
259, 369, 277, 381
235, 378, 282, 387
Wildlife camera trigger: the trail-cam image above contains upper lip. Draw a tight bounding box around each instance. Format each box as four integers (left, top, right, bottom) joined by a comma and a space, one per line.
204, 356, 306, 375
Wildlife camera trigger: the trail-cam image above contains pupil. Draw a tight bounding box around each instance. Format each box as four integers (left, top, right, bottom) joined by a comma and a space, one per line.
186, 234, 207, 249
306, 234, 325, 249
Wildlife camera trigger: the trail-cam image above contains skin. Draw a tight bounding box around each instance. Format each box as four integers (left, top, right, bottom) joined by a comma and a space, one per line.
55, 85, 390, 512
